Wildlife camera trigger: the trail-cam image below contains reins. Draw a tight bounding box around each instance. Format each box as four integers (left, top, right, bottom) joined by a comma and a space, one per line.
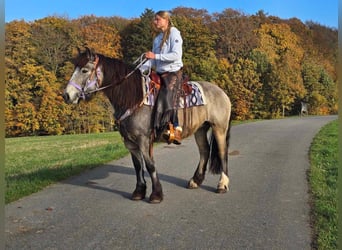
87, 53, 148, 95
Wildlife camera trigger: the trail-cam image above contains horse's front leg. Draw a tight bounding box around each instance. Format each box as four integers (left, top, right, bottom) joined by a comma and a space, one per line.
125, 139, 163, 203
142, 148, 163, 204
130, 153, 147, 200
124, 140, 147, 201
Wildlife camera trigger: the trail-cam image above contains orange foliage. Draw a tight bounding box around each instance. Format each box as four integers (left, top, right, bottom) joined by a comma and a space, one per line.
4, 10, 337, 136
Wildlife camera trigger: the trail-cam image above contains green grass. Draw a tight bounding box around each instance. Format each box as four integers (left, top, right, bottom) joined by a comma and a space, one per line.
309, 120, 338, 250
5, 132, 128, 203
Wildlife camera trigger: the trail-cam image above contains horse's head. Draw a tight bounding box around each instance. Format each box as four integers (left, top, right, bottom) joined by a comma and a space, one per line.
63, 47, 103, 104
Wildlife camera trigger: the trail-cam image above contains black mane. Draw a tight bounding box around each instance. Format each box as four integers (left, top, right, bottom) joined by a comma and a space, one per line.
75, 52, 144, 111
100, 54, 144, 110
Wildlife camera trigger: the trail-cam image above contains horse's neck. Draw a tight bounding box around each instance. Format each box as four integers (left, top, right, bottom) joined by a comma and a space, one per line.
102, 58, 131, 85
100, 57, 144, 113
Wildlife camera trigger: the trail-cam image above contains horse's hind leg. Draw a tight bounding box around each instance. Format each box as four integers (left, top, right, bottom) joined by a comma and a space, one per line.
217, 170, 229, 193
188, 123, 210, 189
211, 126, 230, 193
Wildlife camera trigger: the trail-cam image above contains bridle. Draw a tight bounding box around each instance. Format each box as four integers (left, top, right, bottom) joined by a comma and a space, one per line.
67, 54, 104, 100
67, 53, 148, 100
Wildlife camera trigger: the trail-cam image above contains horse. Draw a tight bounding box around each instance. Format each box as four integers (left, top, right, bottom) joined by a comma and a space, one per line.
63, 47, 232, 203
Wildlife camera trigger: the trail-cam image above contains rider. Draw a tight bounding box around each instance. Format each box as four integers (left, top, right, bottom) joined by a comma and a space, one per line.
142, 10, 183, 145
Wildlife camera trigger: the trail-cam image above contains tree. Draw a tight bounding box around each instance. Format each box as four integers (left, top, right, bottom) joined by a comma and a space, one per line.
254, 23, 305, 117
5, 20, 35, 65
31, 16, 77, 76
171, 9, 218, 80
172, 7, 212, 24
6, 62, 67, 136
5, 21, 38, 136
248, 50, 272, 118
4, 9, 338, 136
227, 58, 261, 120
301, 62, 337, 115
210, 8, 258, 63
120, 9, 155, 63
74, 15, 122, 58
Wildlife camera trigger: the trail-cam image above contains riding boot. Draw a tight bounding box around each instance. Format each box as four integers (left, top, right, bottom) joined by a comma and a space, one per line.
162, 123, 182, 145
173, 126, 182, 145
153, 70, 182, 139
171, 105, 182, 145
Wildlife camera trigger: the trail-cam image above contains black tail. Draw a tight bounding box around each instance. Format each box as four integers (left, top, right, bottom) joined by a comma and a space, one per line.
209, 117, 232, 174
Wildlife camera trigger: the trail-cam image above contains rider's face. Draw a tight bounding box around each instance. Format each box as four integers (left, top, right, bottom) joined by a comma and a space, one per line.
154, 15, 168, 31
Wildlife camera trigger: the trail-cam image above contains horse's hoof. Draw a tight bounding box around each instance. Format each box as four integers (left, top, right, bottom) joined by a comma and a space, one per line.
149, 193, 163, 204
187, 179, 199, 189
132, 192, 145, 201
216, 186, 229, 194
132, 187, 146, 201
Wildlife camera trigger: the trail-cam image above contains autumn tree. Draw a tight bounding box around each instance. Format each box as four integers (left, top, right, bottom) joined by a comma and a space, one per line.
5, 63, 66, 136
5, 20, 34, 65
254, 23, 305, 117
30, 16, 77, 76
248, 50, 272, 118
120, 9, 155, 63
210, 8, 258, 63
5, 8, 338, 137
106, 16, 131, 33
172, 7, 212, 23
74, 15, 122, 58
301, 61, 337, 115
226, 58, 261, 120
171, 8, 218, 80
5, 20, 37, 136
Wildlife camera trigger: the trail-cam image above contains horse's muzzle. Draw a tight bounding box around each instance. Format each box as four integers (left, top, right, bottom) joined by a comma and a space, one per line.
62, 92, 71, 104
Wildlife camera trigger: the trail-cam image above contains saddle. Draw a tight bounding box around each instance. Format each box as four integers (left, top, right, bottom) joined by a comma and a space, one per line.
149, 71, 192, 96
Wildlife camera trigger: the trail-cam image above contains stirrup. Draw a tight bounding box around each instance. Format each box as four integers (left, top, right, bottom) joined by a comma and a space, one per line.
162, 123, 174, 144
162, 123, 182, 145
173, 126, 182, 145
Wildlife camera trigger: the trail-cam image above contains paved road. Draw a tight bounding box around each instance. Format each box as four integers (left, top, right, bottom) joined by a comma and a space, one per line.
5, 116, 337, 249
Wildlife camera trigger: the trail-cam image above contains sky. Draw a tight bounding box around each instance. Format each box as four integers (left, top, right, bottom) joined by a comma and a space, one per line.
5, 0, 338, 28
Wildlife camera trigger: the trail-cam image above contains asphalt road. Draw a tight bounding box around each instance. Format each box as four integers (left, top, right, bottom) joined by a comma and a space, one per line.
5, 115, 337, 250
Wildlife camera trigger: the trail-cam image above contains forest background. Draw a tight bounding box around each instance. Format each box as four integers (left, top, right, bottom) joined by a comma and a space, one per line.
4, 7, 338, 137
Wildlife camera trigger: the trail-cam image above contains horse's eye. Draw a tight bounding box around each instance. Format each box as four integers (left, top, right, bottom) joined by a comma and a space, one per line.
82, 68, 88, 74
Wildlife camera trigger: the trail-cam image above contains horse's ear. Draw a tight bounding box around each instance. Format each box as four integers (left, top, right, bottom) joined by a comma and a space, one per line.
77, 47, 81, 55
90, 48, 96, 61
85, 46, 91, 59
85, 47, 96, 62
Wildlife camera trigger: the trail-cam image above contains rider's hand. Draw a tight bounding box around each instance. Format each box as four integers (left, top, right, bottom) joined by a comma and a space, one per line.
145, 51, 156, 59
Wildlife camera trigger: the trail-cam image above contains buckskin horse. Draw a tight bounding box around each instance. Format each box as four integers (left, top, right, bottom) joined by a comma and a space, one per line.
63, 47, 232, 203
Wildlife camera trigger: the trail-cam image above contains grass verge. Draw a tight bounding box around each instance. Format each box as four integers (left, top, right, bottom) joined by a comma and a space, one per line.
5, 132, 128, 203
309, 119, 338, 249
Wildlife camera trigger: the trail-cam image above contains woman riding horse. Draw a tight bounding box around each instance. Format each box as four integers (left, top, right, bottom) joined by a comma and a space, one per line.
63, 46, 232, 203
142, 10, 183, 145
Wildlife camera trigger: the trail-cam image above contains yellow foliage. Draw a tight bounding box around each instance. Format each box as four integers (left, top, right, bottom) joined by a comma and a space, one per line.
81, 22, 122, 58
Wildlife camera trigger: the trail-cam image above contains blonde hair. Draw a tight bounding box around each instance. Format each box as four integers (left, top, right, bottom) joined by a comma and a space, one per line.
153, 11, 174, 49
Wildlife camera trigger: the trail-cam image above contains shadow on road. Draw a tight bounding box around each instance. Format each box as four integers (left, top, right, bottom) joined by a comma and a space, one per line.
61, 163, 217, 201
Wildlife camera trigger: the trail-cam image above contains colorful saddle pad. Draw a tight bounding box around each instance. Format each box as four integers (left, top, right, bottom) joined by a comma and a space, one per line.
142, 77, 206, 108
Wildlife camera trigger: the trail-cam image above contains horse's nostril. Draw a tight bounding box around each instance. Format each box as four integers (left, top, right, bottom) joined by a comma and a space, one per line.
62, 92, 69, 102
